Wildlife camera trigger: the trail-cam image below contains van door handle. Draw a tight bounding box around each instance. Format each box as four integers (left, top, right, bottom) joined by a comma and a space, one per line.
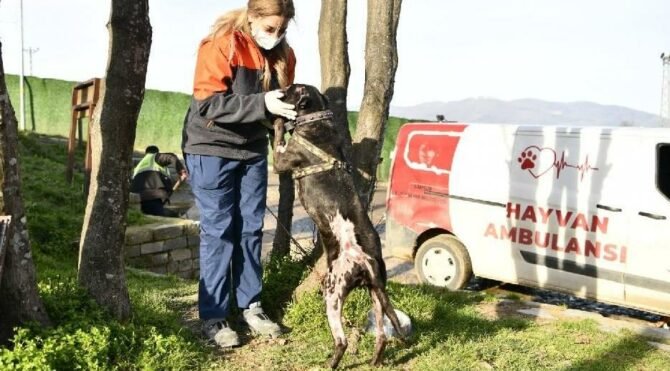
638, 211, 667, 220
596, 204, 622, 212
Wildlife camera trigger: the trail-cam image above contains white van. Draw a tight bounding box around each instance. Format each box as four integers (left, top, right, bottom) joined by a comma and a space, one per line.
385, 122, 670, 316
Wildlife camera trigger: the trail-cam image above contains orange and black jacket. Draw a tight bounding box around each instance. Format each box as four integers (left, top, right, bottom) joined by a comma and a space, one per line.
182, 30, 296, 160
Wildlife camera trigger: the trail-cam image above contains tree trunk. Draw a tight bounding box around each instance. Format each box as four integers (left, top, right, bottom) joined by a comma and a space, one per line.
0, 42, 50, 344
269, 116, 295, 259
0, 217, 8, 286
77, 0, 152, 320
292, 0, 352, 295
271, 162, 295, 258
319, 0, 352, 150
351, 0, 402, 209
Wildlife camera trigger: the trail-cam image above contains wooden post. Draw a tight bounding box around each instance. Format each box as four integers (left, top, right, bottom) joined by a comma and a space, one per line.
66, 78, 101, 197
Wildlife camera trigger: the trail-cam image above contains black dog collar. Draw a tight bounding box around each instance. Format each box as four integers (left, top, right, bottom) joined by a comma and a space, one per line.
284, 110, 334, 131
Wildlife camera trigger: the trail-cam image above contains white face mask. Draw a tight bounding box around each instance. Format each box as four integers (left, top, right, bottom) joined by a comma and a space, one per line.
251, 24, 285, 50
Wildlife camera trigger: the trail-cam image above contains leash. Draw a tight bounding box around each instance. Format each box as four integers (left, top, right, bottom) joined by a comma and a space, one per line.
265, 205, 310, 257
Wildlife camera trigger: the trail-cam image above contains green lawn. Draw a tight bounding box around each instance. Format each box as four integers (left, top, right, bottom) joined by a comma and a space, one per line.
1, 125, 669, 370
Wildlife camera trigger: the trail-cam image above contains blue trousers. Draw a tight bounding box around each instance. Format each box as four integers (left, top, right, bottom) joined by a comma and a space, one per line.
185, 153, 267, 320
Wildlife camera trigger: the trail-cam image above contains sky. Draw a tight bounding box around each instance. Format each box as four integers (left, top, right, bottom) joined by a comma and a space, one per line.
0, 0, 668, 114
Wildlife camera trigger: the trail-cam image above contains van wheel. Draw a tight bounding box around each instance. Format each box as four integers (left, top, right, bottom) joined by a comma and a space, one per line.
414, 234, 472, 290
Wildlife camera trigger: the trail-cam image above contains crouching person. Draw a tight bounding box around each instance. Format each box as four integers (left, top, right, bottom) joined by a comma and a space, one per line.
131, 145, 187, 218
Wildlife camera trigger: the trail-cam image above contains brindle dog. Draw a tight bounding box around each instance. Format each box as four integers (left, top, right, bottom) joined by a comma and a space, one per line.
272, 84, 407, 369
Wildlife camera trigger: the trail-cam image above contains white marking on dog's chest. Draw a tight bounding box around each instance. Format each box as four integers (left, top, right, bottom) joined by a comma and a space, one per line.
330, 212, 374, 274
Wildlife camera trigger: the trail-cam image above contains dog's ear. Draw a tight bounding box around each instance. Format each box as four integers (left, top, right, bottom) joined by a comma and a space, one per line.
314, 89, 330, 109
320, 92, 330, 107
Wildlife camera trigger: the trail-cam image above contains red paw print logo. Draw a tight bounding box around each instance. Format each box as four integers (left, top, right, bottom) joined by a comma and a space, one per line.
518, 150, 537, 170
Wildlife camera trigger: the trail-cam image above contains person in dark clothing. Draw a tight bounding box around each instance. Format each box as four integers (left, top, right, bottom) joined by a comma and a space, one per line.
130, 145, 188, 217
181, 0, 297, 348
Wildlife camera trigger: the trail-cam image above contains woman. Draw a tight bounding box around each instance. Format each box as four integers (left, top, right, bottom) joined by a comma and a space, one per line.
182, 0, 297, 348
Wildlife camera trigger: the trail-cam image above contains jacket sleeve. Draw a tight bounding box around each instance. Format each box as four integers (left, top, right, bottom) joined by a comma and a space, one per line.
192, 38, 268, 124
154, 153, 185, 174
195, 92, 267, 124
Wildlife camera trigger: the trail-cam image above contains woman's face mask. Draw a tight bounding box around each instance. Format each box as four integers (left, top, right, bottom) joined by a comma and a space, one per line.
249, 14, 287, 51
251, 25, 285, 50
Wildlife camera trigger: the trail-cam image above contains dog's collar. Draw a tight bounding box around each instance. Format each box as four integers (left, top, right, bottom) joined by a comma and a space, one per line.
284, 110, 334, 131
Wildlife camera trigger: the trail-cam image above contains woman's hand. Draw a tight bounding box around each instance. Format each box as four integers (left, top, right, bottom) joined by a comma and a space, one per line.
264, 90, 297, 120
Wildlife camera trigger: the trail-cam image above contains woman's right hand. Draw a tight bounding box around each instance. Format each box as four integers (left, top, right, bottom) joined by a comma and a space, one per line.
264, 90, 297, 120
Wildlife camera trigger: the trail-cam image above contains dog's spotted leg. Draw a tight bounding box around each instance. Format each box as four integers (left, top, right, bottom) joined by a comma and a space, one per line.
325, 272, 347, 369
369, 289, 387, 366
372, 285, 407, 340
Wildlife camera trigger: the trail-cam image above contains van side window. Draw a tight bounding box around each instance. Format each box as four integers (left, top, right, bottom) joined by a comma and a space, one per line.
658, 144, 670, 199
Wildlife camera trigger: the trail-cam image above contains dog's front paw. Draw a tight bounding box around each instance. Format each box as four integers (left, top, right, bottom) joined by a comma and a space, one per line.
275, 144, 287, 154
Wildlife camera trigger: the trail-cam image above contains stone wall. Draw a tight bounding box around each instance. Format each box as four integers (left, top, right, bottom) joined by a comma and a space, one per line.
124, 218, 200, 279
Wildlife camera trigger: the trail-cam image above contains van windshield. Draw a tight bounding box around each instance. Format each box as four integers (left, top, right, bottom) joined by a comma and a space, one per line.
658, 144, 670, 199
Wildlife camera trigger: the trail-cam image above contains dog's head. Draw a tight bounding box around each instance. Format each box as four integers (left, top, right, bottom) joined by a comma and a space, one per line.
282, 83, 329, 116
273, 83, 331, 146
273, 84, 329, 154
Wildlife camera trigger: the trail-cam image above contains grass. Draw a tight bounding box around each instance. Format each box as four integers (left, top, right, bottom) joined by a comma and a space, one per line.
1, 133, 213, 369
220, 283, 670, 370
2, 117, 670, 370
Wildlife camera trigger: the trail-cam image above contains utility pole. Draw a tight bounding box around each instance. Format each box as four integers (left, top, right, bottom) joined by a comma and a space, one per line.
19, 0, 25, 131
661, 52, 670, 127
23, 47, 39, 75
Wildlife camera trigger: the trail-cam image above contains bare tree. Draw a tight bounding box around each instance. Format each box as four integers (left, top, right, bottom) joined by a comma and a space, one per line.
352, 0, 402, 209
0, 42, 50, 344
288, 0, 352, 297
294, 0, 402, 298
270, 149, 294, 258
272, 0, 353, 261
77, 0, 152, 320
272, 0, 351, 260
320, 0, 352, 147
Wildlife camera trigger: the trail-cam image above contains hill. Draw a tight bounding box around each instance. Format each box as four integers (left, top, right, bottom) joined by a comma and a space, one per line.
390, 97, 662, 127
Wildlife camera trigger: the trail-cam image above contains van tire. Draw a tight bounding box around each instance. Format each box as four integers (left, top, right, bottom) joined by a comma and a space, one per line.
414, 234, 472, 290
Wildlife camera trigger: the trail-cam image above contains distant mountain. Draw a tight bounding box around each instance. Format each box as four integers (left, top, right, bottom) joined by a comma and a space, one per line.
389, 97, 662, 127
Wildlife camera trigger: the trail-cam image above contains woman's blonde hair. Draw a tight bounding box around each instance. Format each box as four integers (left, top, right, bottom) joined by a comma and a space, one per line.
207, 0, 295, 91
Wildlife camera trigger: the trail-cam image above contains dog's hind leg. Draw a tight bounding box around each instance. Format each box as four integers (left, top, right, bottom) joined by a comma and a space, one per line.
369, 288, 387, 366
372, 285, 407, 340
324, 272, 348, 369
366, 260, 406, 340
